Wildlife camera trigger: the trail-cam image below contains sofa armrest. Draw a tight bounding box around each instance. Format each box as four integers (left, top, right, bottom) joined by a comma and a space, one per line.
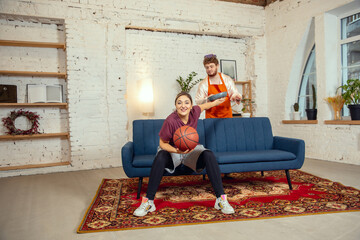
121, 141, 134, 177
273, 136, 305, 168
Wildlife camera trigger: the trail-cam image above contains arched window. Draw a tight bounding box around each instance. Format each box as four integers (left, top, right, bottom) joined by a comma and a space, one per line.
298, 45, 316, 117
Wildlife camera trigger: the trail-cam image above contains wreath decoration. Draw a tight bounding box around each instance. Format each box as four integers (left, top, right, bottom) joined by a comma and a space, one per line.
2, 109, 40, 135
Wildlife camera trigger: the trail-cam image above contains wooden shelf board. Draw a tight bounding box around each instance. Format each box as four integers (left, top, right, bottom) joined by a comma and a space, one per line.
0, 132, 69, 140
0, 70, 66, 78
0, 40, 65, 49
282, 120, 318, 124
324, 120, 360, 125
234, 80, 251, 85
0, 103, 67, 109
0, 161, 71, 171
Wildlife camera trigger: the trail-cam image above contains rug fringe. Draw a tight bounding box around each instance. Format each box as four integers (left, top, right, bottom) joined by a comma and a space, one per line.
77, 208, 360, 233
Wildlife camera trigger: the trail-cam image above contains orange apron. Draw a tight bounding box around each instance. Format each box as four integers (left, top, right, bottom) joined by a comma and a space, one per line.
206, 73, 232, 118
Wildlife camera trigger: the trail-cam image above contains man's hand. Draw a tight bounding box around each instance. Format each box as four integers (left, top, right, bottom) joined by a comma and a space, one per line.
231, 93, 242, 104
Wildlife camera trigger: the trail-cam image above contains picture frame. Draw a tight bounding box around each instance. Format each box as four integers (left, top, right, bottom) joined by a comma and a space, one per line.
220, 59, 237, 81
0, 84, 17, 103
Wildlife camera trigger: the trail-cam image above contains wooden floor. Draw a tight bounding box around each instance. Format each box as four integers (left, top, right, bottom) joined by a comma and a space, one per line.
0, 158, 359, 240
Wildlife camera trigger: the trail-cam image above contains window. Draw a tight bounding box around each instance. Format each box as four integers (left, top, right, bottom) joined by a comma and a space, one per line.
298, 45, 316, 117
340, 12, 360, 115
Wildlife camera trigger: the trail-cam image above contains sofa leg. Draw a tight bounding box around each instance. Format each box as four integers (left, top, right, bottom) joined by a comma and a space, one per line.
261, 171, 264, 176
285, 170, 293, 190
137, 177, 143, 199
203, 174, 206, 180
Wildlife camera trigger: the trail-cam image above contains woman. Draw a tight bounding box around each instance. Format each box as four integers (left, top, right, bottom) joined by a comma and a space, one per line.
134, 92, 234, 217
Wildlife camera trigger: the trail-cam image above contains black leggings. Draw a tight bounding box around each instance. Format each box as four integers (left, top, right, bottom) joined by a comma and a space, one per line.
146, 150, 225, 200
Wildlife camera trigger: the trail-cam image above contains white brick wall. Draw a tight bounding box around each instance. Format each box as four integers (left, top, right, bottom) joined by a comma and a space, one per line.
0, 16, 70, 173
125, 29, 250, 126
0, 0, 265, 177
266, 0, 360, 165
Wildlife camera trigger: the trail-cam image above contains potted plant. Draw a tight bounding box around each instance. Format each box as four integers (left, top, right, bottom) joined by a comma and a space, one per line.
293, 103, 300, 120
176, 71, 202, 93
338, 78, 360, 120
241, 98, 254, 118
306, 84, 317, 120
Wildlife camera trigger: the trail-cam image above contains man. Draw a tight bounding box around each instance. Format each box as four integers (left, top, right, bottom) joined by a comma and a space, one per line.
195, 54, 242, 118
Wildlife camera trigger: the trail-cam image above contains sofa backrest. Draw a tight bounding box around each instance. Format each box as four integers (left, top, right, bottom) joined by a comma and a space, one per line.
133, 119, 206, 155
203, 117, 273, 152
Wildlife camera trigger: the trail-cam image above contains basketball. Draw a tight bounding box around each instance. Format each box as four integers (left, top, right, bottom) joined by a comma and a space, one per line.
173, 126, 199, 151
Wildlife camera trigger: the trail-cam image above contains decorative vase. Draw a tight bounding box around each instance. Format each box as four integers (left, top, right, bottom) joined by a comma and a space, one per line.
333, 109, 341, 120
292, 112, 300, 120
325, 96, 345, 121
331, 103, 344, 120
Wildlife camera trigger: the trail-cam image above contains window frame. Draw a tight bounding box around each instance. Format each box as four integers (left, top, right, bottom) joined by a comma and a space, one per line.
338, 9, 360, 116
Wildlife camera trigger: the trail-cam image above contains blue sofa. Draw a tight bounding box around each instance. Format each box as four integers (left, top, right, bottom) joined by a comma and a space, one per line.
122, 117, 305, 198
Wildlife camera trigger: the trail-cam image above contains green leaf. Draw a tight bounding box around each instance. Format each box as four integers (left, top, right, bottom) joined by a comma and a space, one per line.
338, 79, 360, 105
176, 71, 202, 93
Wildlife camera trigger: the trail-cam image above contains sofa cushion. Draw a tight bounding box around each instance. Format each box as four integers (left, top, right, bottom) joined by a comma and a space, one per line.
132, 155, 156, 167
214, 150, 296, 164
204, 117, 274, 152
132, 150, 296, 168
133, 119, 206, 155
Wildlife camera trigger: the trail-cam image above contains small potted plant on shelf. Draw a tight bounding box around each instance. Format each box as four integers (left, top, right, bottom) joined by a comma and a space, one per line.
176, 71, 202, 93
241, 98, 254, 118
293, 103, 300, 120
337, 78, 360, 120
306, 84, 317, 120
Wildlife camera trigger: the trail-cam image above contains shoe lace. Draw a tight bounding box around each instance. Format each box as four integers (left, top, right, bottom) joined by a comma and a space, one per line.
139, 201, 148, 209
219, 198, 231, 208
139, 200, 153, 212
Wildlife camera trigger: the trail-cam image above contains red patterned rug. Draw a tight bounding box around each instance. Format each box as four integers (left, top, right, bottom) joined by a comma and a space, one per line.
77, 170, 360, 233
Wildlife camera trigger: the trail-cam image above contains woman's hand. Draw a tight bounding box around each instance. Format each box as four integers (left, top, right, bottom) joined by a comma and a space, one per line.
199, 97, 226, 112
160, 138, 193, 154
175, 148, 193, 154
206, 94, 214, 102
213, 97, 226, 106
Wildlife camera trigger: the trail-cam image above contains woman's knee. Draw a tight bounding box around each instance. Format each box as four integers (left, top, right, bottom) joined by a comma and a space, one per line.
201, 150, 216, 161
156, 150, 171, 159
153, 150, 172, 167
198, 150, 217, 167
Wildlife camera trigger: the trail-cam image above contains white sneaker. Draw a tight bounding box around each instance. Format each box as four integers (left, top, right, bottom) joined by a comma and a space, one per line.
214, 195, 235, 214
133, 197, 156, 217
